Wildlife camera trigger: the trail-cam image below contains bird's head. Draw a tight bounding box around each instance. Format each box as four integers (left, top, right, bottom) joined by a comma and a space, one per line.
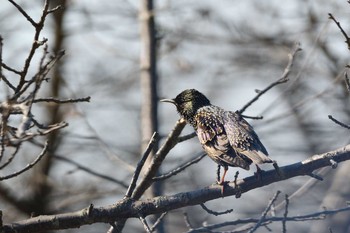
160, 89, 210, 122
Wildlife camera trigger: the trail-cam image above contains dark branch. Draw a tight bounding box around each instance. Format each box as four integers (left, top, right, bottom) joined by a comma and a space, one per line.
200, 203, 233, 216
344, 71, 350, 93
239, 42, 301, 114
8, 0, 37, 27
0, 141, 49, 181
248, 191, 281, 233
33, 96, 91, 104
152, 153, 206, 181
186, 206, 350, 233
328, 115, 350, 130
1, 144, 350, 233
328, 13, 350, 50
125, 132, 158, 197
131, 118, 186, 199
177, 132, 196, 143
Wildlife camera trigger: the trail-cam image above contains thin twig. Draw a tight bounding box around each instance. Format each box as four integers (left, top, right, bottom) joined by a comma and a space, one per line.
138, 215, 152, 233
10, 122, 68, 144
47, 5, 64, 14
308, 172, 324, 181
8, 0, 37, 27
344, 71, 350, 93
0, 141, 49, 180
328, 115, 350, 129
183, 212, 194, 230
239, 43, 301, 114
152, 153, 206, 181
240, 114, 263, 120
16, 0, 50, 91
0, 146, 20, 170
150, 212, 168, 232
177, 132, 196, 143
131, 118, 186, 199
33, 96, 91, 104
1, 63, 22, 75
186, 206, 350, 233
248, 190, 281, 233
328, 13, 350, 50
200, 203, 233, 216
282, 195, 289, 233
125, 132, 158, 197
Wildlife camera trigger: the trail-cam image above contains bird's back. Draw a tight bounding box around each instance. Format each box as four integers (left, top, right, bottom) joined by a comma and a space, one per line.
222, 110, 272, 164
194, 105, 252, 170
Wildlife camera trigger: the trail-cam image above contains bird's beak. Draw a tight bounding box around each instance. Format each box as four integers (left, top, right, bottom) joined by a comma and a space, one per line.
160, 98, 176, 105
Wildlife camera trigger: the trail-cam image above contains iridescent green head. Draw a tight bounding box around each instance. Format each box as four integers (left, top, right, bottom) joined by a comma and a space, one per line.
161, 89, 210, 123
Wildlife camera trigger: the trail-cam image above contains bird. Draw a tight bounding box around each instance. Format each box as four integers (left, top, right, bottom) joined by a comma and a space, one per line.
161, 89, 273, 192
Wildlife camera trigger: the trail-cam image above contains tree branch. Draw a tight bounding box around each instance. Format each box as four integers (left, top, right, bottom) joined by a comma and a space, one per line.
1, 144, 350, 233
239, 42, 302, 114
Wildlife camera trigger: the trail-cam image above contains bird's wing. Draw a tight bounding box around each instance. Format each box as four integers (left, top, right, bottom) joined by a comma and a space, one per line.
195, 109, 251, 170
223, 111, 272, 164
194, 109, 224, 145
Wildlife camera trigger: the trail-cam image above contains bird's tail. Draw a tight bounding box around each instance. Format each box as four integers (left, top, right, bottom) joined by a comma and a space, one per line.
242, 150, 273, 164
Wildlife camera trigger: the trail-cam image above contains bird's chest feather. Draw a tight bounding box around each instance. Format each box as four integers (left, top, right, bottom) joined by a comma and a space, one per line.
194, 108, 225, 145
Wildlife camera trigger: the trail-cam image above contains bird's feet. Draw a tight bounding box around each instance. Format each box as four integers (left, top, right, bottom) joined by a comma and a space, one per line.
254, 165, 264, 182
217, 180, 229, 196
273, 161, 284, 178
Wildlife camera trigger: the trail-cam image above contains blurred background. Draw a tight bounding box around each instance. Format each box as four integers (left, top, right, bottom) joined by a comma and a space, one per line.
0, 0, 350, 232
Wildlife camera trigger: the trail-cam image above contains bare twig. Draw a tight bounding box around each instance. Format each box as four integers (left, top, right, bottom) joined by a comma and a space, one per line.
1, 63, 22, 76
12, 0, 51, 91
138, 215, 152, 233
12, 49, 65, 100
248, 191, 281, 233
131, 118, 186, 199
177, 132, 196, 143
239, 43, 301, 114
47, 5, 64, 14
183, 212, 194, 230
282, 195, 289, 233
328, 115, 350, 129
240, 114, 263, 120
10, 122, 68, 144
125, 132, 158, 197
344, 72, 350, 93
7, 0, 37, 27
150, 212, 168, 232
308, 172, 324, 181
186, 206, 350, 233
152, 153, 206, 181
200, 203, 233, 216
328, 13, 350, 50
0, 141, 49, 181
0, 146, 20, 170
33, 96, 91, 104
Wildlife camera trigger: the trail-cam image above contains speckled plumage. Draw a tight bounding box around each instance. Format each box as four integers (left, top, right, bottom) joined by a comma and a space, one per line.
161, 89, 272, 184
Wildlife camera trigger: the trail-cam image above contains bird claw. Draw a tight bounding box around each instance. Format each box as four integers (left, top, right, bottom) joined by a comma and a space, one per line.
273, 160, 284, 178
254, 165, 264, 182
218, 181, 229, 196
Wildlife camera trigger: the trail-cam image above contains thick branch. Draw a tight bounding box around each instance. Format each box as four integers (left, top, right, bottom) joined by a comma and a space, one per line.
1, 144, 350, 233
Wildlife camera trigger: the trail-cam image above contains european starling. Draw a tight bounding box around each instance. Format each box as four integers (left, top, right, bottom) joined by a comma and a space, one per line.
161, 89, 273, 190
